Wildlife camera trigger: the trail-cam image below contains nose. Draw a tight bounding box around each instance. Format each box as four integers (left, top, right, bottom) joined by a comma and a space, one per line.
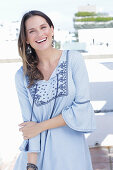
36, 30, 43, 37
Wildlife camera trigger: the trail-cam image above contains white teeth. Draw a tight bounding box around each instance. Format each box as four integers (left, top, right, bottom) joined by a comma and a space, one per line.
36, 38, 47, 43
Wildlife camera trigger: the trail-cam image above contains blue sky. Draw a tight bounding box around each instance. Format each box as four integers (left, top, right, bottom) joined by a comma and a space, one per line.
0, 0, 113, 31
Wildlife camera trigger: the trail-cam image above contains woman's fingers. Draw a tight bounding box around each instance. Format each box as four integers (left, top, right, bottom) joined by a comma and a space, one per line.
18, 121, 38, 139
24, 136, 27, 140
19, 127, 23, 132
19, 122, 28, 127
23, 135, 28, 140
19, 121, 35, 127
20, 128, 28, 139
19, 126, 30, 135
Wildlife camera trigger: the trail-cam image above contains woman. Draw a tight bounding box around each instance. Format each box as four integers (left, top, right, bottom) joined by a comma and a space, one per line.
14, 10, 96, 170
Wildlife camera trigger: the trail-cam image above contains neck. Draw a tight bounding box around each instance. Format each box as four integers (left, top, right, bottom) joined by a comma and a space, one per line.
36, 47, 58, 65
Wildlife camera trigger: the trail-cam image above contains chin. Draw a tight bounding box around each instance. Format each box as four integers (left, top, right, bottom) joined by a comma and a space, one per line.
36, 44, 53, 52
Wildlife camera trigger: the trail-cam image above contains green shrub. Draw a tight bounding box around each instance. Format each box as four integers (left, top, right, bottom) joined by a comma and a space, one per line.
76, 17, 113, 22
75, 12, 96, 17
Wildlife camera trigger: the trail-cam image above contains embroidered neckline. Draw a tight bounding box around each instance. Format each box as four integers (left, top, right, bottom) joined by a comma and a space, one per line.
27, 50, 69, 107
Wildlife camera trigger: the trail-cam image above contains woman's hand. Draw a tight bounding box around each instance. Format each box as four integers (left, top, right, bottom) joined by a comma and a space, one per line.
19, 114, 66, 140
19, 121, 42, 140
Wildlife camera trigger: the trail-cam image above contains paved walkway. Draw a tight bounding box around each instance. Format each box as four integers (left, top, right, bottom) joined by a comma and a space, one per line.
90, 146, 113, 170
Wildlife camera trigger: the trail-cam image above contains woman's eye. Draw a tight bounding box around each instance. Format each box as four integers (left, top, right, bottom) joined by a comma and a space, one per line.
41, 26, 46, 29
29, 30, 35, 33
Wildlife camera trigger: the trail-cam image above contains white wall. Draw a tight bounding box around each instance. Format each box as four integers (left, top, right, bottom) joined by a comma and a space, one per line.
78, 28, 113, 45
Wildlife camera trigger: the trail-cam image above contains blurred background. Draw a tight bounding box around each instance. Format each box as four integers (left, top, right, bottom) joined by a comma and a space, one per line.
0, 0, 113, 169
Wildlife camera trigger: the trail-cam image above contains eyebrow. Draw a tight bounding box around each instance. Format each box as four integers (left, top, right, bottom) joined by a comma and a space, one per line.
27, 24, 47, 31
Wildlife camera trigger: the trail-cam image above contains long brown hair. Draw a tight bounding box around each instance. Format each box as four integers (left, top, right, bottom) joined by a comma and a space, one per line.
18, 10, 54, 87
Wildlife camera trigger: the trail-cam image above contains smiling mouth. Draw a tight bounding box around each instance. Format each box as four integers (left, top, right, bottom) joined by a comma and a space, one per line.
35, 37, 47, 44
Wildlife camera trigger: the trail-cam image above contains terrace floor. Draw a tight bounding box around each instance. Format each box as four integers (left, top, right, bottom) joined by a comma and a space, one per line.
90, 146, 113, 170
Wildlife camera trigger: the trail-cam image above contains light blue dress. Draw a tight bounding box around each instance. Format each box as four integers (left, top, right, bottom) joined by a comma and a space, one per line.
14, 50, 96, 170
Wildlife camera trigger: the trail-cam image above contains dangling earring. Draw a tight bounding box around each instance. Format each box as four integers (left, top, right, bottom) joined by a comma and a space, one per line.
26, 44, 32, 55
52, 35, 54, 47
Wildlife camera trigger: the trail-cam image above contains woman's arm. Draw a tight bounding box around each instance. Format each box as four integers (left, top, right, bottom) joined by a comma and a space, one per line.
15, 68, 40, 168
41, 114, 66, 131
27, 152, 38, 165
19, 114, 66, 140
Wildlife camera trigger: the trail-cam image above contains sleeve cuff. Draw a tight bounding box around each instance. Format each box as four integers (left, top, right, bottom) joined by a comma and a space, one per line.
62, 103, 96, 133
19, 134, 41, 153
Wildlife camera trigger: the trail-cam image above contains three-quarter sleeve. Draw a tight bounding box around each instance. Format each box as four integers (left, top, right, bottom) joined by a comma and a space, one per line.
15, 67, 41, 152
62, 51, 96, 132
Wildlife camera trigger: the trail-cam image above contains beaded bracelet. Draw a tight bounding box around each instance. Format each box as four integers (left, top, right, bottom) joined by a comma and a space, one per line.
27, 163, 38, 170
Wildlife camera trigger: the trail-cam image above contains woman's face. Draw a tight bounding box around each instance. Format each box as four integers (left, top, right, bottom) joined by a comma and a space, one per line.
25, 15, 54, 51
